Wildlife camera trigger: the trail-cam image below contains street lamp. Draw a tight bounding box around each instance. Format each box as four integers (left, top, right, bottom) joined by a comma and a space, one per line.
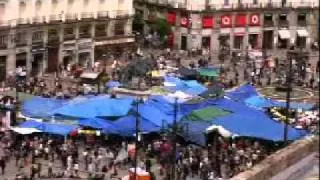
134, 97, 144, 179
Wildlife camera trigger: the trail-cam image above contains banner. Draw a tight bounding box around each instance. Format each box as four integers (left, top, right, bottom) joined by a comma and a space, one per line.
235, 14, 247, 27
181, 16, 189, 27
220, 15, 232, 28
249, 14, 260, 26
202, 16, 214, 28
167, 12, 176, 25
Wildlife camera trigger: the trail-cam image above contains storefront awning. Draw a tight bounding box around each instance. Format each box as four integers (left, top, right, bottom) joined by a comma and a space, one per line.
80, 72, 101, 80
278, 30, 290, 39
297, 29, 308, 37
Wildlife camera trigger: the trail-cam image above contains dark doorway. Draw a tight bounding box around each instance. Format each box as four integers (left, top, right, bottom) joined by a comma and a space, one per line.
202, 36, 211, 49
0, 56, 6, 82
31, 54, 43, 76
263, 30, 273, 49
249, 34, 259, 49
47, 47, 58, 72
181, 36, 187, 50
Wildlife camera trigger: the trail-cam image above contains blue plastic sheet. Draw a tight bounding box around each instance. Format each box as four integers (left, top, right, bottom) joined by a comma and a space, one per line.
53, 96, 133, 118
19, 120, 77, 136
226, 84, 258, 101
105, 81, 122, 88
21, 97, 68, 118
78, 118, 119, 134
113, 115, 161, 136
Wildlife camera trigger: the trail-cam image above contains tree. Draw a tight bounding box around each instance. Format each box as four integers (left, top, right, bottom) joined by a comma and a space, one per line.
132, 12, 144, 33
151, 18, 172, 42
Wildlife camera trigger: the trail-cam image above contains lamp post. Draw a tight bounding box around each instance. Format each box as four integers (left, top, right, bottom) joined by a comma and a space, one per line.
134, 97, 143, 179
171, 98, 178, 180
283, 44, 295, 142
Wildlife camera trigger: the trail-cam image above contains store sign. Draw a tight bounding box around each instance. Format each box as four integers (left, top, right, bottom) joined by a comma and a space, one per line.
235, 14, 247, 27
249, 14, 260, 26
220, 15, 232, 28
202, 16, 214, 28
167, 12, 176, 25
180, 16, 189, 27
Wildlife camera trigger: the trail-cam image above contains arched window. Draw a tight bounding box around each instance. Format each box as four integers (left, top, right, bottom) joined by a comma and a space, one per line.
35, 0, 42, 16
19, 2, 26, 16
52, 0, 58, 11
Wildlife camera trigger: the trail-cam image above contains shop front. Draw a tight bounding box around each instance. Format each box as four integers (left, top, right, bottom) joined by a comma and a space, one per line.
0, 56, 6, 82
31, 45, 45, 76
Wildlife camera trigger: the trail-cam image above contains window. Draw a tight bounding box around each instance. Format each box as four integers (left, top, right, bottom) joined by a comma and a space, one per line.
48, 29, 58, 37
15, 32, 27, 44
279, 14, 287, 21
32, 31, 43, 42
83, 0, 89, 6
95, 24, 106, 36
0, 35, 7, 45
100, 0, 105, 4
64, 27, 74, 35
80, 25, 91, 37
234, 36, 244, 49
264, 14, 272, 21
35, 0, 42, 10
298, 13, 306, 21
114, 21, 125, 35
253, 0, 258, 5
119, 0, 124, 5
52, 0, 58, 10
19, 2, 26, 14
224, 0, 229, 5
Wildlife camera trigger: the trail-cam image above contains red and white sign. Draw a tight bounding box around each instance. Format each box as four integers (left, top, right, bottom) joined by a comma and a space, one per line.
167, 12, 176, 25
202, 16, 214, 28
181, 17, 188, 27
235, 14, 247, 27
249, 14, 260, 26
220, 15, 232, 28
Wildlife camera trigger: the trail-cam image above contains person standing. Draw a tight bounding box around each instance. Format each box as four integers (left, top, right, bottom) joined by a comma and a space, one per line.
0, 157, 5, 175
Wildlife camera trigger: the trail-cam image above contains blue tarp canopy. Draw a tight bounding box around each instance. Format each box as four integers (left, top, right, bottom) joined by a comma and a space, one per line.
226, 84, 258, 101
244, 95, 277, 109
19, 120, 77, 136
273, 101, 314, 110
164, 76, 207, 95
53, 96, 133, 118
78, 118, 119, 134
21, 97, 68, 118
105, 81, 122, 88
180, 121, 210, 146
113, 115, 161, 136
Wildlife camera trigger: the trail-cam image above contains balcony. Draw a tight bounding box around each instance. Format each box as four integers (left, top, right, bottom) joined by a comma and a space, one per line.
81, 12, 94, 20
15, 41, 27, 47
97, 11, 109, 19
297, 20, 307, 27
48, 36, 59, 44
64, 34, 75, 41
49, 14, 62, 23
65, 13, 78, 22
33, 16, 46, 24
95, 31, 107, 38
79, 32, 91, 39
17, 18, 30, 25
278, 20, 289, 28
263, 20, 274, 27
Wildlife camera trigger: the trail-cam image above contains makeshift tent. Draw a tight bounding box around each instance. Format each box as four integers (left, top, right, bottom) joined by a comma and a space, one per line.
53, 96, 133, 118
226, 84, 258, 102
244, 95, 277, 109
184, 107, 231, 121
105, 81, 122, 88
113, 115, 160, 136
198, 68, 220, 77
22, 97, 68, 118
78, 118, 119, 134
199, 86, 224, 99
180, 121, 210, 146
273, 101, 314, 111
19, 120, 78, 136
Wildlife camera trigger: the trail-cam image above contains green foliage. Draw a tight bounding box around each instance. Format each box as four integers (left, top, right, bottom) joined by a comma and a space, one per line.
121, 56, 153, 82
151, 18, 172, 41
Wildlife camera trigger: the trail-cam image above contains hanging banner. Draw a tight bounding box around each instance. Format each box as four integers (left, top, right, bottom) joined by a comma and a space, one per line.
235, 14, 247, 27
220, 15, 232, 28
249, 14, 260, 26
202, 16, 214, 28
167, 12, 176, 25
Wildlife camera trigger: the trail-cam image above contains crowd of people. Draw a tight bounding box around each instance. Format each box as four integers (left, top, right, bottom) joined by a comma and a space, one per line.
0, 128, 275, 180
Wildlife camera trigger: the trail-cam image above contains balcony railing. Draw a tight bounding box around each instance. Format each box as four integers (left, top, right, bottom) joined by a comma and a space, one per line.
297, 20, 307, 27
49, 14, 62, 22
64, 34, 75, 41
17, 18, 30, 25
33, 16, 45, 24
48, 36, 59, 43
207, 2, 315, 10
0, 44, 7, 49
79, 32, 91, 38
97, 11, 109, 19
81, 12, 94, 19
278, 20, 289, 28
263, 20, 274, 27
65, 13, 77, 21
15, 41, 28, 47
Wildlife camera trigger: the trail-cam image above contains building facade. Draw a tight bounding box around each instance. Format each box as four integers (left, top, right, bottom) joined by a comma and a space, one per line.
0, 0, 135, 81
134, 0, 319, 58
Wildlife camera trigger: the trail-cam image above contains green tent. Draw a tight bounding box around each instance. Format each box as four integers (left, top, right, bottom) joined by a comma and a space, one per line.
199, 68, 220, 77
184, 107, 231, 121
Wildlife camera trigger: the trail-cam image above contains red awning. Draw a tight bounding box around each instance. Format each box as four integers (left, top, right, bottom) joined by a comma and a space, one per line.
235, 14, 247, 27
167, 12, 176, 25
202, 16, 214, 28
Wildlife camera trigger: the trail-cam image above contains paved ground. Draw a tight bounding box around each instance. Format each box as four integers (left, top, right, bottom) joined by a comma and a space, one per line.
271, 152, 319, 180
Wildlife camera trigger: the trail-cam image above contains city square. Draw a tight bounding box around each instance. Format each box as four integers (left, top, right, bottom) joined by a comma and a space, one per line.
0, 0, 319, 180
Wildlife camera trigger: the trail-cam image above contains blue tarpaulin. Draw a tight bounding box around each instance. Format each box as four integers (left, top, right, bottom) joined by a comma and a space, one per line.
226, 84, 258, 101
244, 95, 277, 109
53, 96, 133, 118
273, 101, 314, 110
21, 97, 68, 118
180, 121, 210, 146
164, 76, 207, 95
19, 120, 77, 136
113, 115, 160, 136
78, 118, 119, 134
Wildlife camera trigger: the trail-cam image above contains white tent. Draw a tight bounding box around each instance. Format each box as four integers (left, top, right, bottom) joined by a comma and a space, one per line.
206, 125, 237, 138
10, 127, 41, 135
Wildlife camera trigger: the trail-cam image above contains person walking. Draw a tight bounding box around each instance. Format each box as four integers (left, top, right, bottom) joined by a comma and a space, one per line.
0, 157, 5, 175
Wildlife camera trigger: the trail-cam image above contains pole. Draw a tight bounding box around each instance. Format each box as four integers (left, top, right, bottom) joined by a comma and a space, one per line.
284, 49, 294, 142
134, 98, 140, 179
171, 98, 178, 180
